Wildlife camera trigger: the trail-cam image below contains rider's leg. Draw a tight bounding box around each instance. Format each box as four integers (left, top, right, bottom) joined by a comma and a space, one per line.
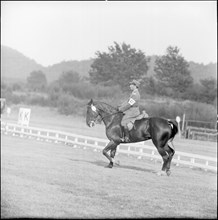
123, 124, 130, 142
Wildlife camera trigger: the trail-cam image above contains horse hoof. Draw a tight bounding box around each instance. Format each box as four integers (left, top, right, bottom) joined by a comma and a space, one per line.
166, 170, 171, 176
106, 162, 113, 168
156, 171, 166, 176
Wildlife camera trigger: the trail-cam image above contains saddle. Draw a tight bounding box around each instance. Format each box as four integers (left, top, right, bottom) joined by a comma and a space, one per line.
135, 110, 149, 121
127, 110, 149, 131
121, 111, 149, 142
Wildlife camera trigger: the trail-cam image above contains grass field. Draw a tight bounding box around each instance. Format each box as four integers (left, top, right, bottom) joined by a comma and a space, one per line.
1, 135, 217, 218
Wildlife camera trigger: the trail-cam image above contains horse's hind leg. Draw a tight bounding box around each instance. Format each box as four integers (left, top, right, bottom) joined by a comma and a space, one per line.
151, 138, 167, 173
153, 139, 172, 175
165, 144, 175, 176
156, 147, 169, 175
156, 144, 175, 175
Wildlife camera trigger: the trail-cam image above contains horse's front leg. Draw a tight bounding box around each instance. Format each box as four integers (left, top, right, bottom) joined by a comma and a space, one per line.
110, 147, 121, 166
102, 140, 117, 168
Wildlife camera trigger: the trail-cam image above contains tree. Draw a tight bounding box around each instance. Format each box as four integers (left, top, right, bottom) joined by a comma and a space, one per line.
89, 42, 150, 90
47, 81, 62, 107
59, 71, 80, 85
27, 70, 47, 92
58, 70, 81, 93
154, 46, 193, 96
199, 77, 217, 104
140, 76, 157, 97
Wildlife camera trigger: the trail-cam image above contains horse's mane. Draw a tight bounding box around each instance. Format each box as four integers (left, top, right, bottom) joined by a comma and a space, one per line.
94, 101, 117, 114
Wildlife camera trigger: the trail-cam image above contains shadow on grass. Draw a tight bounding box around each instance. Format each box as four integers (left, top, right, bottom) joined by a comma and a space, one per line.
69, 159, 155, 173
114, 163, 155, 173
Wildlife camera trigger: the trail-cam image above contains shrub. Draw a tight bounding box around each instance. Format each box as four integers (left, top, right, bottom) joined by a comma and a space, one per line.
139, 99, 216, 123
8, 94, 26, 105
69, 83, 96, 99
26, 96, 48, 106
96, 85, 122, 99
57, 94, 84, 116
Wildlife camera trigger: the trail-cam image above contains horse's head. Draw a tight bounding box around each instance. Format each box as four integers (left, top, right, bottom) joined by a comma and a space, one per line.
86, 99, 100, 127
86, 99, 121, 128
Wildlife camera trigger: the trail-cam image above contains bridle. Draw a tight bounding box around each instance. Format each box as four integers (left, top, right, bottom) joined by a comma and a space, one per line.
87, 104, 122, 125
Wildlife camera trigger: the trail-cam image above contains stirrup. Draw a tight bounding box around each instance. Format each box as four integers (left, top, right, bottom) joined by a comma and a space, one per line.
120, 135, 129, 142
120, 137, 125, 142
124, 137, 130, 142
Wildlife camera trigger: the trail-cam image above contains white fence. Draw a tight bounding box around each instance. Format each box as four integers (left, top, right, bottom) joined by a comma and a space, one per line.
1, 121, 217, 173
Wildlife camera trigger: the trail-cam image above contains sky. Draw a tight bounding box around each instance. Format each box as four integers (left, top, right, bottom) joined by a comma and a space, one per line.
1, 1, 217, 67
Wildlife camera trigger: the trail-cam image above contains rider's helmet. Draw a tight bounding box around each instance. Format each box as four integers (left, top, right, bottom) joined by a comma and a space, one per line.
129, 79, 140, 88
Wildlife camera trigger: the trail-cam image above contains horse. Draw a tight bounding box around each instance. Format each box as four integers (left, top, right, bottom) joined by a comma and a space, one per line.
86, 99, 178, 176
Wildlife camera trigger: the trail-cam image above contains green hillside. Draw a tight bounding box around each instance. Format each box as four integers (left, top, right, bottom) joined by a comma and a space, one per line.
1, 45, 45, 81
45, 60, 93, 82
1, 45, 216, 83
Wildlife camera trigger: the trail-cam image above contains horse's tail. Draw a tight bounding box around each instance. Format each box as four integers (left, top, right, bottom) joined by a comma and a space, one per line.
168, 120, 178, 142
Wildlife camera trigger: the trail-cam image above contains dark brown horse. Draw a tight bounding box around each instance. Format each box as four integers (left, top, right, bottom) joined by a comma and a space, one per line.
86, 99, 178, 176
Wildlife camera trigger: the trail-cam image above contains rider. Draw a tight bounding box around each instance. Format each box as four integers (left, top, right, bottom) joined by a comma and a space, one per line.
118, 79, 141, 142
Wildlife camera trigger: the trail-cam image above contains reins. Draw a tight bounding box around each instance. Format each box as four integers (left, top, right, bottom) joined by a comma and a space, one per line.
87, 103, 122, 121
99, 110, 122, 121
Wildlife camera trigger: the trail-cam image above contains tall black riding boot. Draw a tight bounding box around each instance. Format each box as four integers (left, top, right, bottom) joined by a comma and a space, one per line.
124, 126, 130, 142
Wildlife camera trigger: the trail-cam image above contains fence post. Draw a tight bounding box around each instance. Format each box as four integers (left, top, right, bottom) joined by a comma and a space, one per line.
176, 116, 181, 138
55, 133, 58, 143
116, 145, 119, 156
37, 131, 41, 141
28, 129, 31, 139
204, 160, 209, 171
188, 129, 191, 139
94, 141, 98, 152
83, 139, 87, 149
46, 132, 51, 142
176, 155, 180, 166
137, 148, 143, 159
74, 137, 78, 148
65, 135, 68, 145
12, 126, 16, 136
127, 146, 130, 156
150, 150, 155, 161
190, 158, 195, 168
20, 127, 24, 138
182, 113, 186, 132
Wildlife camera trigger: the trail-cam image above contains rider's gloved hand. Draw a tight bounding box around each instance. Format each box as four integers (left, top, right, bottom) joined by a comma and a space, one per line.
117, 106, 122, 112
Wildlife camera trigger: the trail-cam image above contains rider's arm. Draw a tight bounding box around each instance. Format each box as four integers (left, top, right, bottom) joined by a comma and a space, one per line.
118, 102, 131, 112
118, 97, 136, 112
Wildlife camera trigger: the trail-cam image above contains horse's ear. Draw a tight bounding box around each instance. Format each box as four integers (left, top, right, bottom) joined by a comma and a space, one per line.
87, 99, 93, 106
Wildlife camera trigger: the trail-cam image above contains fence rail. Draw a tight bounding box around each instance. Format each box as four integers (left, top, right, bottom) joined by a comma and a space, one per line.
187, 126, 217, 133
1, 121, 217, 173
185, 126, 217, 142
